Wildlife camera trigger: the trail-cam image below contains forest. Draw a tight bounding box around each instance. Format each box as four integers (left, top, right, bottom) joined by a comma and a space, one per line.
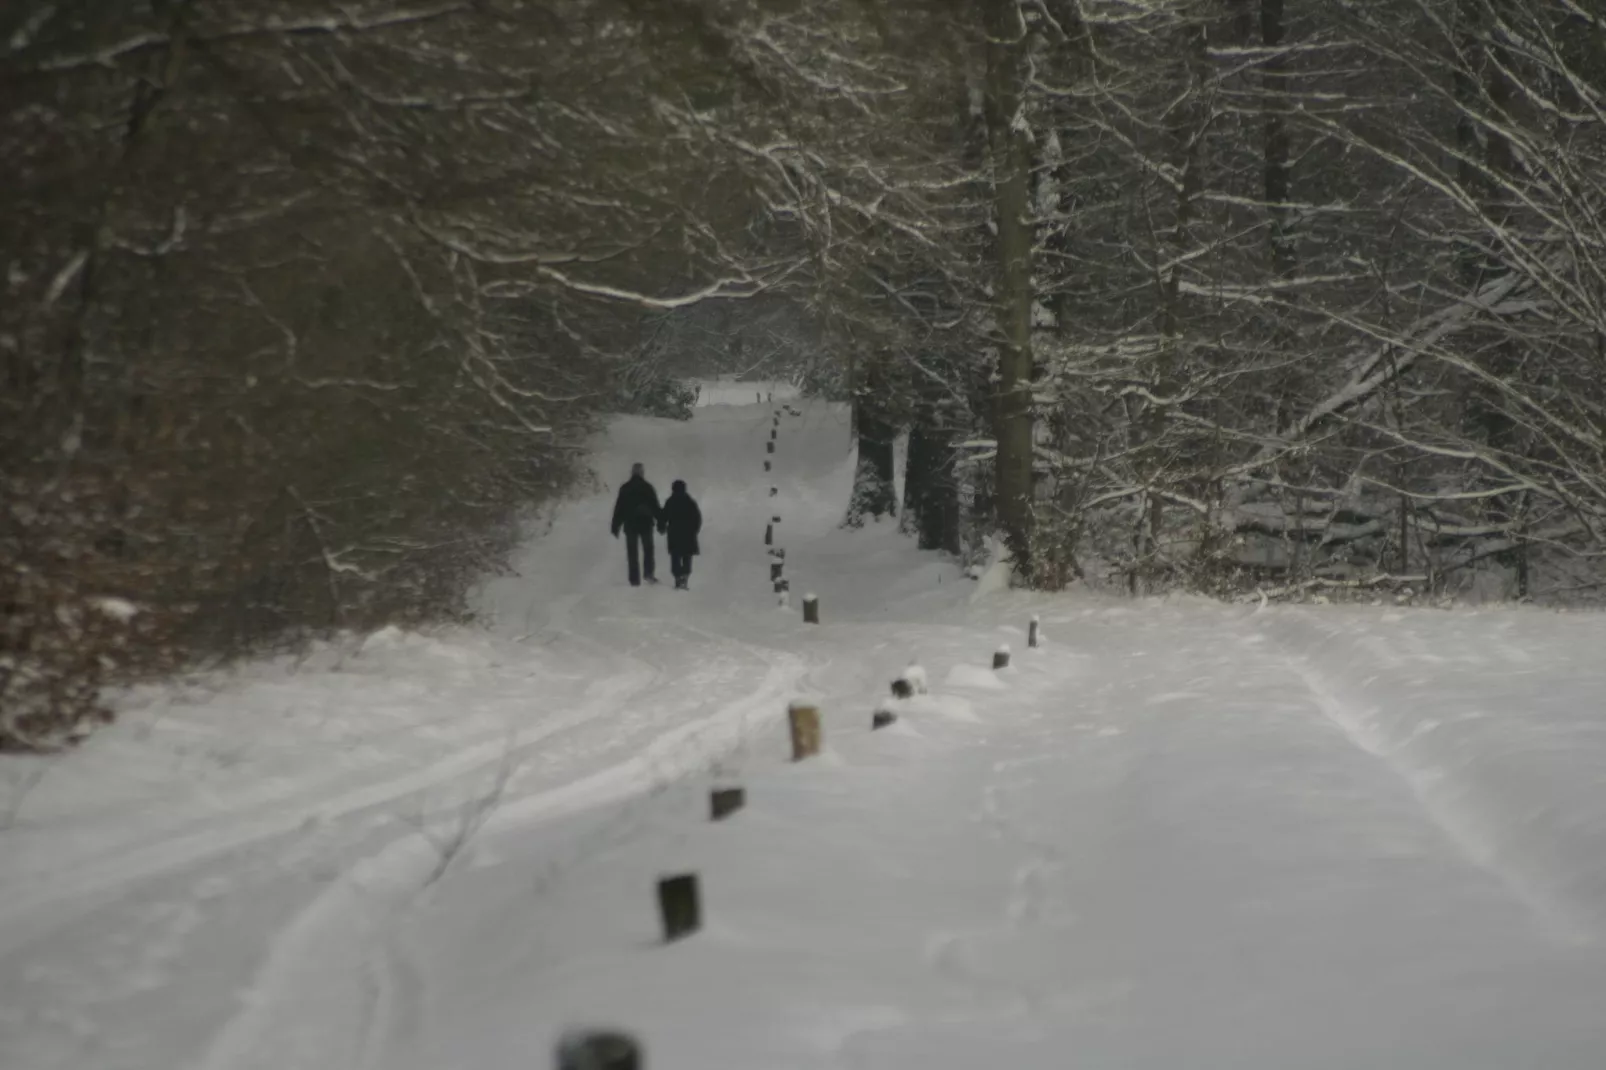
4, 0, 1603, 747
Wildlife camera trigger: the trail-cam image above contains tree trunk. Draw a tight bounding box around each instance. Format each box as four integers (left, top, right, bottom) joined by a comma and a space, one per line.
1261, 0, 1293, 276
902, 412, 961, 554
845, 381, 897, 526
980, 0, 1037, 580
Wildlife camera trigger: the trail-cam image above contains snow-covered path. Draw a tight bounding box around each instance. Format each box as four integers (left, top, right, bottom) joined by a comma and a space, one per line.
4, 391, 1606, 1069
390, 598, 1606, 1069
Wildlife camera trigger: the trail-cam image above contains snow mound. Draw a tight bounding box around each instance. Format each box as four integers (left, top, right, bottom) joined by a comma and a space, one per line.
894, 663, 928, 697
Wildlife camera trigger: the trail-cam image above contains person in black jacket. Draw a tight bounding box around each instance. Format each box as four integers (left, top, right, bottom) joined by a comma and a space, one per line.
659, 479, 703, 590
610, 462, 662, 586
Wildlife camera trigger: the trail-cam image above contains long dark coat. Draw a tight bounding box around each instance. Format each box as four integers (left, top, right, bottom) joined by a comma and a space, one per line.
611, 475, 662, 536
660, 490, 703, 556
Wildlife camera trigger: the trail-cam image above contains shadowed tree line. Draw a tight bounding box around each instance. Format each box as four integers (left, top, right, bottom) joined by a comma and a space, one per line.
2, 0, 783, 747
6, 0, 1605, 746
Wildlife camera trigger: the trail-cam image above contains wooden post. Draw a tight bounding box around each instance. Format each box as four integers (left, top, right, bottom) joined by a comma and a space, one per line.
710, 787, 745, 821
788, 701, 821, 760
764, 460, 771, 472
766, 441, 774, 454
657, 873, 701, 941
1028, 615, 1040, 649
556, 1029, 642, 1070
772, 514, 781, 525
993, 645, 1011, 670
756, 391, 762, 404
802, 593, 819, 624
765, 523, 773, 546
771, 428, 778, 441
872, 708, 897, 730
770, 561, 783, 582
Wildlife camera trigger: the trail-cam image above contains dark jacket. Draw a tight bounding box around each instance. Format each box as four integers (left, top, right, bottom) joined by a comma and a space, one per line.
660, 488, 703, 556
611, 475, 662, 536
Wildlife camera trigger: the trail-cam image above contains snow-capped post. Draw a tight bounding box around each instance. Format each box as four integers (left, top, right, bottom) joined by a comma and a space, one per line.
993, 644, 1011, 670
771, 561, 783, 582
872, 706, 897, 730
756, 391, 762, 404
1028, 616, 1040, 649
656, 873, 701, 942
765, 523, 773, 546
802, 593, 819, 625
556, 1029, 642, 1070
788, 701, 821, 760
710, 787, 745, 821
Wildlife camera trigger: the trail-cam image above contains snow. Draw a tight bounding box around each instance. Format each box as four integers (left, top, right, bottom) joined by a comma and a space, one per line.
693, 377, 801, 408
4, 389, 1606, 1069
89, 597, 140, 623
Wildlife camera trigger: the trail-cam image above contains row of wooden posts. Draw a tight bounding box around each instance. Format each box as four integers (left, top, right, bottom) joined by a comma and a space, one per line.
556, 399, 1039, 1069
762, 404, 820, 624
555, 613, 1040, 1068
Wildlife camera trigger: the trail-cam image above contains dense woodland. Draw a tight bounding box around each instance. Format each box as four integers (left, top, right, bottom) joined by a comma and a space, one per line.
4, 0, 1604, 747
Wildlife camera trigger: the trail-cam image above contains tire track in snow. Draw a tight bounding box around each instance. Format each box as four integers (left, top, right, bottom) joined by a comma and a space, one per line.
187, 631, 808, 1070
0, 657, 652, 947
1281, 647, 1601, 945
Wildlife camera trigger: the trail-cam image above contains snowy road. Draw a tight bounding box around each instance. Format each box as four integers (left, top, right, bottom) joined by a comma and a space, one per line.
4, 390, 1606, 1069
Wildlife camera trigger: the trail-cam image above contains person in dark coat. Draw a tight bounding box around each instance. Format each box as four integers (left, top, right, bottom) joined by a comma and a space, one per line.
610, 462, 662, 586
658, 479, 703, 590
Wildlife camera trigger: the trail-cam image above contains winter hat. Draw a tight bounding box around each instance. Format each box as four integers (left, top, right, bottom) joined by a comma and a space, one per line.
631, 462, 645, 478
672, 479, 687, 493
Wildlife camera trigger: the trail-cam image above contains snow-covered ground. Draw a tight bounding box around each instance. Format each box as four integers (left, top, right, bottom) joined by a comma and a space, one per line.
3, 390, 1606, 1069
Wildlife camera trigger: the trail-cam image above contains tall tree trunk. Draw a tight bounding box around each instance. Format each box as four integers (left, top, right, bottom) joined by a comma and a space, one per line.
1455, 0, 1528, 590
902, 403, 962, 554
1135, 18, 1209, 594
845, 365, 898, 526
980, 0, 1037, 580
1262, 0, 1293, 276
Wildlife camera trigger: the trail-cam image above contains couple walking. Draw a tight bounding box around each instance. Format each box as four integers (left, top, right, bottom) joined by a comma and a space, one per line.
610, 462, 703, 589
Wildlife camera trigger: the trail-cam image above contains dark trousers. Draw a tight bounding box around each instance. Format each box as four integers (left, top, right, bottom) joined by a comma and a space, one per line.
670, 551, 693, 580
625, 527, 656, 585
